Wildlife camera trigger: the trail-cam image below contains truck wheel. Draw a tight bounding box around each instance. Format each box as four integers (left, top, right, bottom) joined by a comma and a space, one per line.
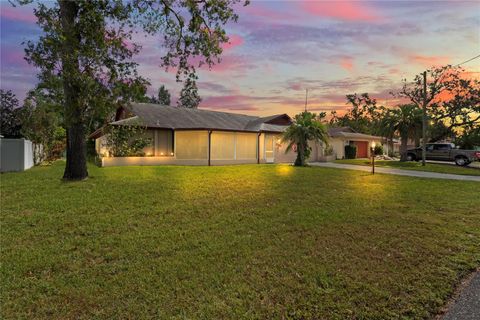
406, 153, 416, 161
454, 156, 469, 166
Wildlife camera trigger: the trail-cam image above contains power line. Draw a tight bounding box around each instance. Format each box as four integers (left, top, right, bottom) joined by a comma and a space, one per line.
454, 54, 480, 67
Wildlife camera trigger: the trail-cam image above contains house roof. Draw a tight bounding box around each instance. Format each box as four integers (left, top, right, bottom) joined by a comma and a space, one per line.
327, 126, 383, 140
327, 126, 357, 135
117, 103, 291, 132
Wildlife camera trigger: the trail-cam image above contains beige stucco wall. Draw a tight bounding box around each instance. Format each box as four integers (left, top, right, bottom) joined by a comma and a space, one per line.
99, 130, 303, 167
330, 138, 346, 159
329, 137, 384, 159
95, 135, 108, 156
274, 142, 296, 163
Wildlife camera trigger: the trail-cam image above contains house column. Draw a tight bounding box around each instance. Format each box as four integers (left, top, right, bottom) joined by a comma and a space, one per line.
257, 133, 261, 164
208, 130, 212, 166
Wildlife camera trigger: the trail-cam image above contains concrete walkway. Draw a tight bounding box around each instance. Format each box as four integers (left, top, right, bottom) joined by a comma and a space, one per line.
310, 162, 480, 182
442, 272, 480, 320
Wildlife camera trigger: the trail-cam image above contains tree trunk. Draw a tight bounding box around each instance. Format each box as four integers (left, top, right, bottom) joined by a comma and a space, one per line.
294, 142, 305, 166
388, 136, 394, 157
414, 130, 421, 147
59, 1, 88, 180
399, 132, 408, 162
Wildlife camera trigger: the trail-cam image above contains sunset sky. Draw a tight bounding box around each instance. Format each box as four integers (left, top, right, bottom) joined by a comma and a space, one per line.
1, 0, 479, 117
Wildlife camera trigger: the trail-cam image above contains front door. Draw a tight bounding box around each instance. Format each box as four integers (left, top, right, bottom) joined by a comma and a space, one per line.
265, 135, 275, 163
353, 141, 369, 158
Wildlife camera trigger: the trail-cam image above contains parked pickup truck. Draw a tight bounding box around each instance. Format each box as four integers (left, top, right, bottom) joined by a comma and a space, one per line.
406, 143, 480, 166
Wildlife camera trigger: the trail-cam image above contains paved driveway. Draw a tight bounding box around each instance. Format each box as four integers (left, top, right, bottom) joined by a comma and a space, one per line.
442, 272, 480, 320
310, 162, 480, 182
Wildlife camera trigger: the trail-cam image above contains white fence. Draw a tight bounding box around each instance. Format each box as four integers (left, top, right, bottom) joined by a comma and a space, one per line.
0, 138, 37, 172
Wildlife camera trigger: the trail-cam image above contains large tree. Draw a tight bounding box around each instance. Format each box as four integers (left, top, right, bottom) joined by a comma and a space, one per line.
177, 76, 201, 108
20, 89, 66, 163
398, 65, 480, 132
18, 0, 247, 180
381, 104, 423, 161
157, 85, 171, 105
329, 93, 385, 134
0, 90, 23, 138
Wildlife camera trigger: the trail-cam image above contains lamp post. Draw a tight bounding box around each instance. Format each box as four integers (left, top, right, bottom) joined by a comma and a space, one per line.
371, 141, 376, 175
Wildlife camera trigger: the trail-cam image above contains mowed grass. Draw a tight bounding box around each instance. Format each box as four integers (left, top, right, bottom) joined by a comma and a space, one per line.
1, 162, 479, 319
335, 159, 480, 176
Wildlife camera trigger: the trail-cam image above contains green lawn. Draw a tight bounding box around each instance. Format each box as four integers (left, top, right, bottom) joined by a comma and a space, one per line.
1, 162, 479, 319
334, 159, 480, 176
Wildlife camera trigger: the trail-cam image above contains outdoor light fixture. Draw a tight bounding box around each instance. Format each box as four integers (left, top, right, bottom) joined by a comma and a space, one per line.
160, 152, 164, 156
371, 141, 376, 175
170, 152, 174, 156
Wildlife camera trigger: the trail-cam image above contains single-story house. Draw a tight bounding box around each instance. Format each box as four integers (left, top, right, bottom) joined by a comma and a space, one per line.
91, 103, 314, 167
327, 127, 384, 159
91, 104, 386, 167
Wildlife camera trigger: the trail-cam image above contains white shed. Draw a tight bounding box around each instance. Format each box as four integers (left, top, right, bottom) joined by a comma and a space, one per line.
0, 138, 34, 172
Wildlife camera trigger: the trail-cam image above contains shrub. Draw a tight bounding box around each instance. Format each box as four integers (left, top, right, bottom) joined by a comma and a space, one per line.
344, 145, 357, 159
105, 123, 152, 157
374, 144, 384, 155
324, 145, 334, 156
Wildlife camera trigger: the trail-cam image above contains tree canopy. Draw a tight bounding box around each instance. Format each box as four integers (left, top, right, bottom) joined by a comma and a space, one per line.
329, 93, 385, 135
178, 77, 201, 108
0, 90, 22, 138
380, 104, 423, 161
398, 65, 480, 132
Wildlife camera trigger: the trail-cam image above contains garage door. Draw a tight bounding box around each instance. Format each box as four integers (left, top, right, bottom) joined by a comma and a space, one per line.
353, 141, 368, 158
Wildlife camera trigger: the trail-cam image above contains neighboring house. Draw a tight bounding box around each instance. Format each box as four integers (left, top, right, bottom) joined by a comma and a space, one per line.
91, 103, 318, 167
327, 127, 384, 159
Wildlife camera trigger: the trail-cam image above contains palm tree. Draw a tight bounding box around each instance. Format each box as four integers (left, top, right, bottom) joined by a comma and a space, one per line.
282, 111, 329, 166
381, 104, 423, 161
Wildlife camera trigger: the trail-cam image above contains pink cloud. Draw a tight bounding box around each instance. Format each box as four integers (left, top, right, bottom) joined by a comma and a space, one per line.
408, 54, 450, 67
203, 55, 256, 73
2, 50, 28, 67
221, 34, 244, 51
300, 1, 382, 22
288, 82, 303, 91
0, 5, 36, 24
339, 56, 354, 71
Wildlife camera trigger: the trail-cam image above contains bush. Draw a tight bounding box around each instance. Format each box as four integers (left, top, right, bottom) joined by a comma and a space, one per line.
374, 144, 384, 156
105, 123, 152, 157
344, 145, 357, 159
324, 145, 334, 156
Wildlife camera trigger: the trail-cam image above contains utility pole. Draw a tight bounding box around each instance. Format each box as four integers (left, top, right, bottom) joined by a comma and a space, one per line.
304, 88, 308, 112
422, 71, 427, 166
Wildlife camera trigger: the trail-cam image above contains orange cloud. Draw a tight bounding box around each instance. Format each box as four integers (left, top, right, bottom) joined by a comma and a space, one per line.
409, 55, 450, 67
300, 1, 382, 22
